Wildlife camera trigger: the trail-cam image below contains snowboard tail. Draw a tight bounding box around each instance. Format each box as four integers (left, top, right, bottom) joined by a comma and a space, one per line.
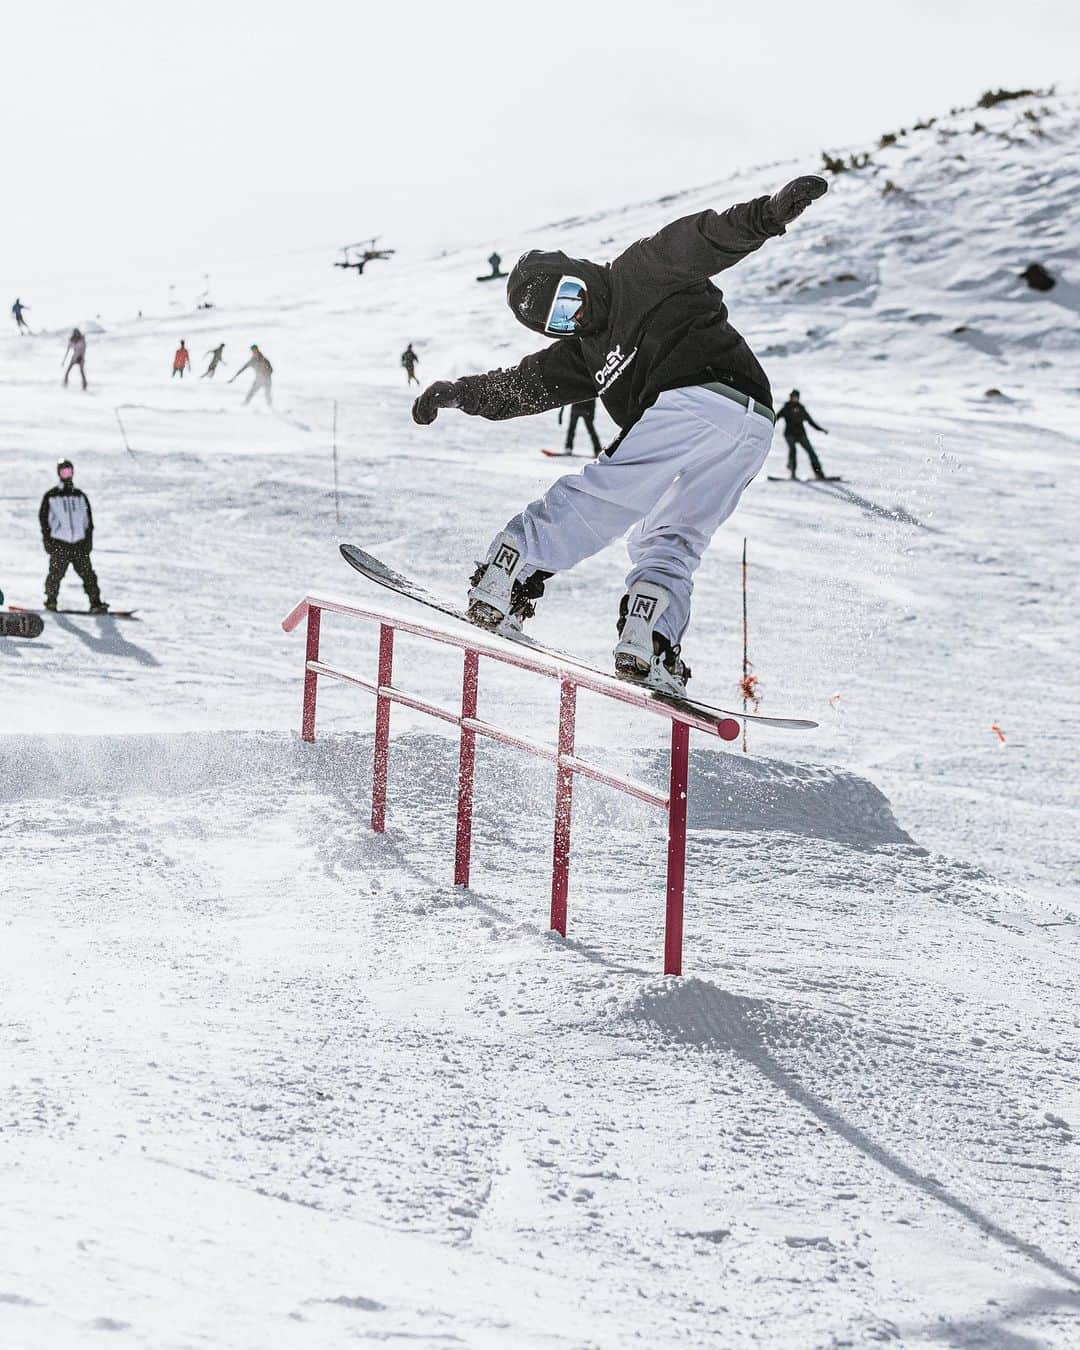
1, 611, 44, 639
339, 545, 817, 733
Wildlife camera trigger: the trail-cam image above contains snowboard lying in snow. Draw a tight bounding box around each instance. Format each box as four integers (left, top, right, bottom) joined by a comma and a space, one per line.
0, 611, 44, 638
340, 545, 817, 735
767, 475, 844, 483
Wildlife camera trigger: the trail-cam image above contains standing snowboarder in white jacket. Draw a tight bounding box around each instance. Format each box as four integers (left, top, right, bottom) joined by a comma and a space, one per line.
39, 460, 108, 612
412, 176, 828, 693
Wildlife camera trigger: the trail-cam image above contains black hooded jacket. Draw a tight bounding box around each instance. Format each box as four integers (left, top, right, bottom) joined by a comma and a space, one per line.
453, 197, 784, 435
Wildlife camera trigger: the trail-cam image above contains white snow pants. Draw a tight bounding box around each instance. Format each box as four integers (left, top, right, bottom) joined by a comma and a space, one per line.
497, 386, 774, 643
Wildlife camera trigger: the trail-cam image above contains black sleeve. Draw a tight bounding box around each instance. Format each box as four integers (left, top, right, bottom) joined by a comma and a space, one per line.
84, 493, 94, 547
805, 410, 823, 430
454, 341, 597, 421
39, 491, 52, 541
615, 198, 784, 292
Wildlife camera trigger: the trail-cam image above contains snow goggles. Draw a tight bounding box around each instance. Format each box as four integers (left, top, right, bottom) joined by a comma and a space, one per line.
58, 465, 74, 480
544, 277, 587, 336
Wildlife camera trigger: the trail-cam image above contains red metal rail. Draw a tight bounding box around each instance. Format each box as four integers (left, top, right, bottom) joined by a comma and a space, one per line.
282, 592, 741, 975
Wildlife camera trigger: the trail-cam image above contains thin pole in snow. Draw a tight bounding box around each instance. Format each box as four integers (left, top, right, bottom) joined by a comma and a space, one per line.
115, 408, 135, 458
331, 399, 341, 527
741, 537, 749, 754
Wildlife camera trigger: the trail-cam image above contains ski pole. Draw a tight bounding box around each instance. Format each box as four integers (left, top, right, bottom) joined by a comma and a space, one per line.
332, 399, 341, 527
115, 408, 135, 458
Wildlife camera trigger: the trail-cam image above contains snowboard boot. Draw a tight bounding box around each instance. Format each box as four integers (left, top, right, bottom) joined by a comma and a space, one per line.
44, 598, 58, 611
614, 582, 692, 696
467, 532, 538, 632
89, 601, 110, 614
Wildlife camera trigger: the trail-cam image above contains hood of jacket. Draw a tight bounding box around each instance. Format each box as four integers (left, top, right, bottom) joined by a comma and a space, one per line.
506, 250, 611, 338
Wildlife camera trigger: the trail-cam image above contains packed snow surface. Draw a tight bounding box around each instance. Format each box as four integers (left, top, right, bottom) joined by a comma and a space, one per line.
2, 92, 1079, 1347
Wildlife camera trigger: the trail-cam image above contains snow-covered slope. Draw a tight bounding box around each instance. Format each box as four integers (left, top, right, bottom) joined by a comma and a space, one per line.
2, 90, 1078, 1347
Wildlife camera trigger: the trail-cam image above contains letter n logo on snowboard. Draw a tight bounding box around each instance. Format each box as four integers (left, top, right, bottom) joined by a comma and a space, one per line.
493, 544, 520, 574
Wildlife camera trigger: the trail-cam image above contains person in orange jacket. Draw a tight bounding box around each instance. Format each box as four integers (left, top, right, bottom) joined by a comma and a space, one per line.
172, 340, 191, 378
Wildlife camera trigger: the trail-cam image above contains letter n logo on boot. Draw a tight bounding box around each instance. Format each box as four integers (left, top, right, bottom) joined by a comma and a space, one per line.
493, 543, 520, 574
630, 594, 657, 622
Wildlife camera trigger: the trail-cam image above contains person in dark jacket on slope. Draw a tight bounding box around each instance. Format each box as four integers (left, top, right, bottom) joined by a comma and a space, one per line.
559, 398, 603, 456
39, 460, 108, 612
412, 176, 828, 693
774, 389, 830, 479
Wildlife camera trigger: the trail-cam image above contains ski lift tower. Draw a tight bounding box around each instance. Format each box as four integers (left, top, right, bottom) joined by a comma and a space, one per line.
334, 237, 396, 276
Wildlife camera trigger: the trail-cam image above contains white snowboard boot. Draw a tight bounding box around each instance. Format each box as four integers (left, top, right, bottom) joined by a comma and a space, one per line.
467, 531, 529, 631
613, 581, 692, 695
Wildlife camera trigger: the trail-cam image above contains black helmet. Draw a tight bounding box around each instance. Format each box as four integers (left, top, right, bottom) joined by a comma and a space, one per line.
790, 389, 800, 398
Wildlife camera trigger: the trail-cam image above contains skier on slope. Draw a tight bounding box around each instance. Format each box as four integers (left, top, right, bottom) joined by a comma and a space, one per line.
39, 460, 108, 612
12, 298, 30, 333
202, 343, 225, 378
774, 389, 831, 479
172, 340, 191, 378
63, 328, 88, 389
401, 343, 420, 386
558, 398, 603, 457
412, 176, 828, 693
229, 344, 273, 405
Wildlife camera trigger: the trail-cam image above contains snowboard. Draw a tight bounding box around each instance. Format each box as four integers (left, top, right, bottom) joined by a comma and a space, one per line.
476, 273, 509, 282
11, 605, 138, 620
768, 475, 844, 483
1, 611, 44, 639
541, 448, 584, 458
339, 545, 817, 734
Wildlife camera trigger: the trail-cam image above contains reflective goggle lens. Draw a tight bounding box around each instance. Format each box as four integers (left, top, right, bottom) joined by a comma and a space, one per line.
545, 278, 586, 335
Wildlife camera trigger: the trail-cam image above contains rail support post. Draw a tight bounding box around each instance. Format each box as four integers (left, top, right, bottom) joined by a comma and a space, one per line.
550, 679, 577, 936
664, 719, 690, 976
371, 623, 395, 833
454, 650, 480, 886
301, 605, 322, 742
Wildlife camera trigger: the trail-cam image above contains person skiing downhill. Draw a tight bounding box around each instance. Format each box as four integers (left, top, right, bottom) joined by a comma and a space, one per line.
12, 298, 30, 333
172, 340, 191, 378
774, 389, 830, 479
202, 343, 225, 378
39, 460, 108, 612
412, 175, 828, 693
401, 343, 419, 386
63, 328, 88, 389
229, 344, 273, 405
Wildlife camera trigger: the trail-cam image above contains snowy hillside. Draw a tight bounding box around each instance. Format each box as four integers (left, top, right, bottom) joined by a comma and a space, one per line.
2, 89, 1079, 1347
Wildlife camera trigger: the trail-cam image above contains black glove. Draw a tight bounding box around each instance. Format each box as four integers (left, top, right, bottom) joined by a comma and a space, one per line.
412, 380, 461, 426
42, 537, 55, 555
767, 175, 828, 228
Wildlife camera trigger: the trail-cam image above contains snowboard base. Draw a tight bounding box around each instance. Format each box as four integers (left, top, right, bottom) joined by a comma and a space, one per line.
339, 545, 817, 733
11, 605, 138, 620
1, 611, 44, 639
768, 475, 844, 483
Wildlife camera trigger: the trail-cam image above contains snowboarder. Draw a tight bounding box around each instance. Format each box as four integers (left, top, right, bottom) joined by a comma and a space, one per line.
12, 298, 30, 333
412, 176, 828, 693
559, 398, 603, 457
401, 343, 420, 386
63, 328, 87, 389
774, 389, 830, 479
488, 252, 505, 278
172, 340, 191, 378
39, 460, 108, 612
229, 344, 273, 405
202, 343, 225, 378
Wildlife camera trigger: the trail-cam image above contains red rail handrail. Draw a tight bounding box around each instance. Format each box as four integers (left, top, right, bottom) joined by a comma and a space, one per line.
282, 592, 741, 974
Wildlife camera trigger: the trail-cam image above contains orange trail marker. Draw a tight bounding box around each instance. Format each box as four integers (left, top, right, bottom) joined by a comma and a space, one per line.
991, 723, 1006, 744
